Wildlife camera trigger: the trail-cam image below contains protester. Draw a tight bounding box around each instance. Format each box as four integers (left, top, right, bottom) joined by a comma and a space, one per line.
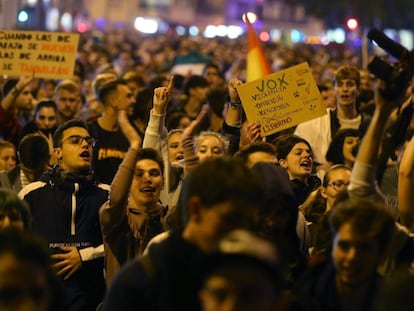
55, 79, 82, 125
199, 229, 286, 311
100, 110, 166, 286
234, 141, 277, 168
19, 119, 110, 311
0, 140, 16, 172
101, 156, 265, 310
289, 197, 396, 311
0, 134, 50, 193
87, 79, 136, 185
0, 75, 35, 147
275, 134, 321, 206
0, 189, 32, 232
0, 229, 65, 311
294, 65, 371, 172
325, 128, 360, 168
22, 100, 58, 138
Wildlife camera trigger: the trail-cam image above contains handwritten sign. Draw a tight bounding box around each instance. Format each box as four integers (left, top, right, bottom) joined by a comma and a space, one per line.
236, 62, 327, 137
0, 30, 79, 80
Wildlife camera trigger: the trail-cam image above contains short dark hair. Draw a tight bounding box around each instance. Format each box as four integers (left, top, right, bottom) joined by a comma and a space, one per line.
2, 79, 18, 98
333, 65, 361, 88
203, 63, 220, 75
329, 198, 395, 253
19, 134, 50, 170
166, 112, 191, 131
274, 134, 312, 161
235, 141, 276, 164
181, 157, 264, 211
207, 87, 227, 117
97, 79, 127, 104
53, 119, 89, 148
34, 100, 57, 118
136, 148, 165, 177
132, 87, 153, 122
0, 229, 65, 310
0, 189, 32, 230
325, 128, 360, 165
183, 75, 209, 96
148, 75, 167, 91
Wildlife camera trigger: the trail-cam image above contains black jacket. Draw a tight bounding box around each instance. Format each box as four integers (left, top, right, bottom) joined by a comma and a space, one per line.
19, 168, 110, 311
102, 229, 206, 311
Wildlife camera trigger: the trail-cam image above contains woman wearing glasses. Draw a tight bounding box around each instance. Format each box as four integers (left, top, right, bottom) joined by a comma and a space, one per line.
299, 164, 352, 263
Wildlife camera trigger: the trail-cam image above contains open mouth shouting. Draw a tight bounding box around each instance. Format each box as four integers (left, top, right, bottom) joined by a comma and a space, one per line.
300, 158, 312, 172
80, 150, 91, 162
140, 187, 156, 194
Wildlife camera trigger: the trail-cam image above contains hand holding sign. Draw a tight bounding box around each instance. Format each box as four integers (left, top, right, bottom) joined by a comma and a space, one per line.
236, 62, 326, 137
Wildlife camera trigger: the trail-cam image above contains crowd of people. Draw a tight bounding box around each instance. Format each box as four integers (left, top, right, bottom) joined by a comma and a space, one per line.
1, 27, 414, 311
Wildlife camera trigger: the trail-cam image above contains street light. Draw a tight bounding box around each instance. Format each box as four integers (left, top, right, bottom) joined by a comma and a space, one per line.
346, 18, 358, 31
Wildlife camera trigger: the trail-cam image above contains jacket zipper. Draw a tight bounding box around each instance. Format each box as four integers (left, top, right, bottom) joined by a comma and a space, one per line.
71, 183, 79, 235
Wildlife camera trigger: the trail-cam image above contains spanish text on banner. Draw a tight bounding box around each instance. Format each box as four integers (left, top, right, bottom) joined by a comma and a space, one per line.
236, 62, 327, 137
0, 30, 79, 80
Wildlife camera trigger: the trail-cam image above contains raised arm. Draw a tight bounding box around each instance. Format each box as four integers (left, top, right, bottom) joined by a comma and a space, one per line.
143, 77, 173, 196
349, 82, 407, 200
220, 78, 244, 155
181, 104, 209, 176
398, 128, 414, 230
143, 76, 173, 148
0, 75, 34, 146
1, 75, 34, 110
100, 110, 142, 233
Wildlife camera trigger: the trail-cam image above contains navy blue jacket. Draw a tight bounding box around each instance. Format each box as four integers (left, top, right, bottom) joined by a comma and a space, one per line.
19, 168, 110, 311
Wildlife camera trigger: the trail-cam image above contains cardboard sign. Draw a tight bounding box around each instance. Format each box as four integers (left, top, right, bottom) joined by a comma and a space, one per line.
236, 62, 327, 137
0, 30, 79, 79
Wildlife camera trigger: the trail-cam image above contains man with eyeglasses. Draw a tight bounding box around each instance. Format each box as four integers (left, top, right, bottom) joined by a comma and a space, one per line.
19, 119, 110, 311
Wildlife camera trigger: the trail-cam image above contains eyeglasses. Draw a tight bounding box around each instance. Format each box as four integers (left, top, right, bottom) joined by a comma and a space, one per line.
327, 180, 350, 191
61, 135, 96, 147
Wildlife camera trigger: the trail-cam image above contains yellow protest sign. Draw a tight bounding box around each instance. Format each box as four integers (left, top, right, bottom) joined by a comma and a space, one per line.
236, 62, 327, 137
0, 30, 79, 80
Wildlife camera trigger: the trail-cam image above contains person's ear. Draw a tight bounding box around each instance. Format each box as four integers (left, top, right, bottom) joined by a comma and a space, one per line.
278, 159, 288, 169
53, 147, 62, 160
320, 187, 328, 199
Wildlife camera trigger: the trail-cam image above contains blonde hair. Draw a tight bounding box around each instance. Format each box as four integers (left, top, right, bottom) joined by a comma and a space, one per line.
92, 73, 118, 97
0, 140, 15, 152
194, 131, 229, 154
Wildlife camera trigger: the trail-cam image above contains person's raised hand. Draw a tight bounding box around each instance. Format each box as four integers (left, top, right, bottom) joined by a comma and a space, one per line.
16, 73, 35, 91
182, 104, 209, 141
153, 75, 174, 114
228, 78, 243, 103
375, 80, 410, 113
118, 110, 142, 149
